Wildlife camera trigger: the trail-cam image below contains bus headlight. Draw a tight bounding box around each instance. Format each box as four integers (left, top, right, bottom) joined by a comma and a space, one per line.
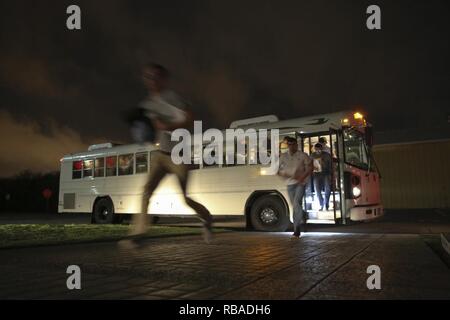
352, 186, 361, 198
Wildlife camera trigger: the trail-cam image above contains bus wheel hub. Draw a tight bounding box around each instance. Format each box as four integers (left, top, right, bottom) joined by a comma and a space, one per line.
260, 208, 277, 224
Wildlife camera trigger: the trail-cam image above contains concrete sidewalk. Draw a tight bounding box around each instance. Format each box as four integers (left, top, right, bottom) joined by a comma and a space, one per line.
0, 231, 449, 299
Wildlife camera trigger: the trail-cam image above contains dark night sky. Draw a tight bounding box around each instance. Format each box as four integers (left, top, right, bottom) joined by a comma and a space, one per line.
0, 0, 449, 176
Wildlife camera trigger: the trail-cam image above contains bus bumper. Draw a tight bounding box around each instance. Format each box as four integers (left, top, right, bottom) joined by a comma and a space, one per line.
350, 205, 384, 221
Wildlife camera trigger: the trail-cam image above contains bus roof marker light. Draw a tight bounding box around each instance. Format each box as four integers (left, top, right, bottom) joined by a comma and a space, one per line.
353, 112, 364, 120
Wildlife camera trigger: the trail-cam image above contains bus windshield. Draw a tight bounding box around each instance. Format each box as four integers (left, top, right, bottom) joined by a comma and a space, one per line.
343, 129, 373, 171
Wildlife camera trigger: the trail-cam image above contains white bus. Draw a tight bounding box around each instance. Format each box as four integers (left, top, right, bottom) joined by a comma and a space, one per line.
58, 110, 383, 231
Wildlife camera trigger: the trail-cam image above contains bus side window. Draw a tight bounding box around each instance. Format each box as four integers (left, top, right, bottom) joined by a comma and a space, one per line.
203, 145, 219, 168
135, 152, 148, 174
94, 158, 105, 177
257, 136, 271, 164
106, 156, 117, 177
83, 159, 93, 178
72, 160, 82, 179
223, 139, 246, 167
223, 152, 234, 167
222, 139, 234, 167
190, 145, 201, 170
248, 141, 257, 165
118, 154, 134, 175
235, 139, 247, 166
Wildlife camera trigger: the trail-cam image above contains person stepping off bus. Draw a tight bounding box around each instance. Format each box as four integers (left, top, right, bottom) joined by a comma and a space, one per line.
311, 143, 332, 211
122, 63, 213, 247
278, 137, 313, 239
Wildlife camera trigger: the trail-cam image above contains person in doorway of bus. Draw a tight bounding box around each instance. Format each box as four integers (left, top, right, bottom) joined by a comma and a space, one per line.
318, 137, 331, 154
311, 143, 332, 211
122, 63, 213, 247
278, 137, 313, 239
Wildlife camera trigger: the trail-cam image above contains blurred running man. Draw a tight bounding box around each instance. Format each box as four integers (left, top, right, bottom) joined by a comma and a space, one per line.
123, 63, 213, 247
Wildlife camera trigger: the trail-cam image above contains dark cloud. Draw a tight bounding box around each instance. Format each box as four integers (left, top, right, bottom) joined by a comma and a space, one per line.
0, 109, 106, 177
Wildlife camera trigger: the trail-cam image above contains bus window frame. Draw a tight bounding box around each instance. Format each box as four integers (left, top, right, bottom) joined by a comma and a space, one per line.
72, 160, 83, 179
118, 153, 135, 176
106, 155, 118, 177
342, 128, 375, 172
82, 159, 94, 178
297, 129, 342, 222
135, 151, 149, 174
202, 143, 221, 169
94, 157, 106, 178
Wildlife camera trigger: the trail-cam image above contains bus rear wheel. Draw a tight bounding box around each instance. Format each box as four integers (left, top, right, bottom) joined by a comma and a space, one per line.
250, 195, 289, 232
93, 198, 115, 224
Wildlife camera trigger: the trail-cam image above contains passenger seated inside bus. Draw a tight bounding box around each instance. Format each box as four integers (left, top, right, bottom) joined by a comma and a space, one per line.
118, 154, 134, 175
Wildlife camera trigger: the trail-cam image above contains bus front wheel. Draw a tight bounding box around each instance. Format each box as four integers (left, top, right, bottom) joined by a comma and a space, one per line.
93, 198, 115, 224
250, 195, 289, 232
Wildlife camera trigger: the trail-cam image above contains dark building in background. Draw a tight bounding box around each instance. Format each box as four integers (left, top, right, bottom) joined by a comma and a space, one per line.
373, 125, 450, 209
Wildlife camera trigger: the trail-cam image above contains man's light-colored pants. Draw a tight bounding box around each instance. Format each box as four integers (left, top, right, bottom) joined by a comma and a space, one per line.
287, 183, 306, 236
130, 151, 211, 236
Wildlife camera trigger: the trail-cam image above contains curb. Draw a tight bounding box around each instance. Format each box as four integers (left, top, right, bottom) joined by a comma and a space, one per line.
441, 233, 450, 256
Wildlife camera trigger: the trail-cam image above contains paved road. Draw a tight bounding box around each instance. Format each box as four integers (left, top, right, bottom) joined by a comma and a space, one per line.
1, 231, 449, 299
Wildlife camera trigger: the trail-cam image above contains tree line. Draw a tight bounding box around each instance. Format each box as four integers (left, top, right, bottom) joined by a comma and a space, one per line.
0, 171, 59, 213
